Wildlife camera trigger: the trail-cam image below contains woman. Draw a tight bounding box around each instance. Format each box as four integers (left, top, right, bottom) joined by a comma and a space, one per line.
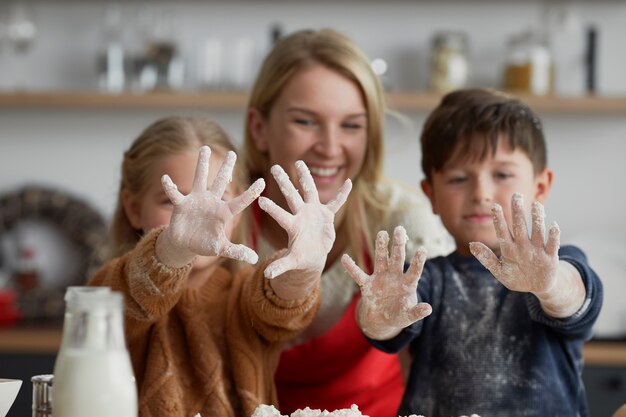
242, 29, 453, 417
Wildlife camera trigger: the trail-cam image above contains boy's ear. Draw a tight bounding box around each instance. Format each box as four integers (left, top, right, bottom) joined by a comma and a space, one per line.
247, 107, 269, 152
534, 167, 554, 204
121, 188, 143, 230
420, 179, 438, 215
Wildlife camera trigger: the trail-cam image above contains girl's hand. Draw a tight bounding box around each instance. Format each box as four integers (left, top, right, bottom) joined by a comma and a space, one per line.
469, 193, 560, 296
342, 226, 432, 340
259, 161, 351, 279
158, 146, 265, 267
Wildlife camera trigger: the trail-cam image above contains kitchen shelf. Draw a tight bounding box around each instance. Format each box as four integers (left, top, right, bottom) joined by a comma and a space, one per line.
0, 326, 62, 354
1, 91, 626, 114
0, 91, 249, 111
1, 326, 625, 366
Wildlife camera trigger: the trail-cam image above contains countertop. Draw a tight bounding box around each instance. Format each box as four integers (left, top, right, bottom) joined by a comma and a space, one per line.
0, 326, 625, 366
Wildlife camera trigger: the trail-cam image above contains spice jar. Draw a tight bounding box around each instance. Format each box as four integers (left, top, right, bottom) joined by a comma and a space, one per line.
31, 374, 53, 417
503, 30, 553, 95
429, 31, 469, 93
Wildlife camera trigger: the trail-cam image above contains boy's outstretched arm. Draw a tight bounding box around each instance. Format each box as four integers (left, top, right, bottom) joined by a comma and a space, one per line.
469, 192, 586, 318
156, 145, 265, 267
259, 161, 352, 300
342, 225, 432, 340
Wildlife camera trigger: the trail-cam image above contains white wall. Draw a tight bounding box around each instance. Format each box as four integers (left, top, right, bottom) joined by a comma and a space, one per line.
0, 0, 625, 336
2, 1, 626, 93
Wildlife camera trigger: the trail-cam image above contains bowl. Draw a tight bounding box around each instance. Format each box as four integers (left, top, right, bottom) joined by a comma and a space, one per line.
0, 379, 22, 417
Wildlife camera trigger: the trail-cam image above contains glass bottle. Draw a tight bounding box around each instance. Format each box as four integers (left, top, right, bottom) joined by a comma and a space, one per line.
52, 287, 137, 417
97, 4, 126, 93
429, 31, 469, 93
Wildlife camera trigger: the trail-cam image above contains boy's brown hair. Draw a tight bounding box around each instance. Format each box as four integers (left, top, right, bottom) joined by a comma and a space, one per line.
420, 88, 547, 181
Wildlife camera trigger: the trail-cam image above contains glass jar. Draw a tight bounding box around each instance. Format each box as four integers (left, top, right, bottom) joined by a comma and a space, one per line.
503, 30, 553, 95
52, 287, 137, 417
429, 31, 469, 93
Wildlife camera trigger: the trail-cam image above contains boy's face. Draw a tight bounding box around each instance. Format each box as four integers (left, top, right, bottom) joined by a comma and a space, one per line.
421, 136, 553, 256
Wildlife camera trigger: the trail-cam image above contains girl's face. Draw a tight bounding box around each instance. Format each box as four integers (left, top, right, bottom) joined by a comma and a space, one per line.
421, 137, 553, 256
248, 64, 368, 205
123, 149, 236, 272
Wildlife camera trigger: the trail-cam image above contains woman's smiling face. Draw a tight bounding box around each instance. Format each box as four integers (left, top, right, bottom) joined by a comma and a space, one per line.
249, 64, 368, 205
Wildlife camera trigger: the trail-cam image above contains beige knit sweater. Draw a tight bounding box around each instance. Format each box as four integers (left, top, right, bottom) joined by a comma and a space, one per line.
88, 227, 320, 417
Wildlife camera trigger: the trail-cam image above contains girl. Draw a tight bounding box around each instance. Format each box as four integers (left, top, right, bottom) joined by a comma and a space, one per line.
88, 116, 351, 417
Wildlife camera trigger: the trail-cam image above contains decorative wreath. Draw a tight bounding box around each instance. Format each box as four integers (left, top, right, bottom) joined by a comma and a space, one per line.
0, 185, 109, 321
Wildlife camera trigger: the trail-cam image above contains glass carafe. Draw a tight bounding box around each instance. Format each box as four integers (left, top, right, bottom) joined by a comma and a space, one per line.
52, 287, 137, 417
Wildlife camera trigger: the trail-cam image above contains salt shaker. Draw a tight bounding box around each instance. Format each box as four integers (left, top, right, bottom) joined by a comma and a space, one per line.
31, 374, 53, 417
52, 287, 137, 417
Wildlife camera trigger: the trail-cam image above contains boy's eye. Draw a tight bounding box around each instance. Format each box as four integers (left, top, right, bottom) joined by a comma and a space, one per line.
447, 176, 467, 184
494, 171, 513, 180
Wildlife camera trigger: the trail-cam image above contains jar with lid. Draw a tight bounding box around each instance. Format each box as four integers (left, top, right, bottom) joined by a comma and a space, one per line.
31, 374, 53, 417
503, 29, 553, 95
429, 31, 469, 93
52, 287, 137, 417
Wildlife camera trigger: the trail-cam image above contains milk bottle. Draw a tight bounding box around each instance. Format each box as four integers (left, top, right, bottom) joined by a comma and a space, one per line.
52, 287, 137, 417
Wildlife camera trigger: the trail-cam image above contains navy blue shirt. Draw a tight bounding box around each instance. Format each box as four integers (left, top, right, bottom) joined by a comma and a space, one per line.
369, 245, 603, 417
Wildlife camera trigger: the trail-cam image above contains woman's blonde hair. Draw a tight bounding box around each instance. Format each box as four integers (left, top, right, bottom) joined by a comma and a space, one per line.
242, 28, 388, 266
109, 116, 248, 260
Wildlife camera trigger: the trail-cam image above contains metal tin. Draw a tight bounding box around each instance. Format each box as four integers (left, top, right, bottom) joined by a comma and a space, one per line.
31, 374, 53, 417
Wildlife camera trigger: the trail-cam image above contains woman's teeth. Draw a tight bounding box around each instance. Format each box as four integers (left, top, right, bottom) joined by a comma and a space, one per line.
309, 166, 339, 177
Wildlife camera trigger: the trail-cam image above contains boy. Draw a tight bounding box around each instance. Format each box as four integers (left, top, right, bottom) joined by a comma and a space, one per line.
341, 89, 603, 417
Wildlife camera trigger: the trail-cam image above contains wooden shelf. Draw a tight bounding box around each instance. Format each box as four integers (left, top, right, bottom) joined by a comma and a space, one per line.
0, 90, 250, 111
583, 342, 626, 367
1, 90, 626, 114
1, 325, 625, 367
0, 326, 62, 354
389, 92, 626, 115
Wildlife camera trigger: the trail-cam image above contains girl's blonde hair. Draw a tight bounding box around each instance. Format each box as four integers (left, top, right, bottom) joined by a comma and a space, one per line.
109, 116, 248, 260
242, 28, 388, 266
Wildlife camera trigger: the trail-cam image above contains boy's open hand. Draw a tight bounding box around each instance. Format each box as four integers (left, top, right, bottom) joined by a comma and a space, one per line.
342, 226, 432, 340
469, 192, 560, 296
159, 146, 265, 266
259, 161, 352, 279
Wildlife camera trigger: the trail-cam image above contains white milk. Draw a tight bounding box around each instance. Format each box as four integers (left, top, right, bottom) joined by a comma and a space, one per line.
52, 347, 137, 417
52, 289, 137, 417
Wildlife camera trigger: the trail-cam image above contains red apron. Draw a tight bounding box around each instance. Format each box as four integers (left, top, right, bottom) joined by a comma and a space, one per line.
275, 295, 404, 417
252, 201, 404, 416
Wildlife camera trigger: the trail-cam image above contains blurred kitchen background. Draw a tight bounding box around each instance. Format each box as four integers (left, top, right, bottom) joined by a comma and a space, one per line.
0, 1, 625, 416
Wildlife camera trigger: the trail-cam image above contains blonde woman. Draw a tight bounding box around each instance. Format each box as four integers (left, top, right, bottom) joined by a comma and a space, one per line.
243, 29, 453, 417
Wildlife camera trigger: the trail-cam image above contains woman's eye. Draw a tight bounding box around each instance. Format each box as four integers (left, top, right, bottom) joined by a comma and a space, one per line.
294, 118, 316, 127
342, 122, 363, 130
